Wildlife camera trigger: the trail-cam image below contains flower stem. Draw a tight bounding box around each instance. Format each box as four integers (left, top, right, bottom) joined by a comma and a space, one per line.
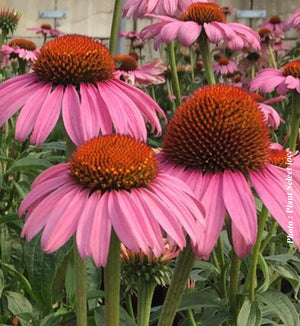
267, 43, 278, 69
109, 0, 123, 54
158, 242, 195, 326
137, 282, 156, 326
217, 237, 227, 298
104, 230, 121, 326
199, 35, 216, 85
249, 206, 268, 302
228, 252, 241, 325
74, 247, 87, 326
186, 309, 197, 326
0, 30, 7, 47
167, 42, 182, 106
260, 220, 278, 253
66, 136, 87, 326
289, 92, 300, 152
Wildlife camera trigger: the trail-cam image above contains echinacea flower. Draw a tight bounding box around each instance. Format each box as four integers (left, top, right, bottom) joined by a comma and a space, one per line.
0, 39, 39, 66
259, 15, 285, 37
213, 56, 238, 75
250, 60, 300, 95
114, 54, 167, 85
158, 85, 300, 259
284, 8, 300, 34
19, 135, 205, 267
28, 23, 63, 37
0, 34, 166, 146
0, 7, 22, 35
141, 2, 261, 51
122, 0, 213, 18
249, 93, 284, 130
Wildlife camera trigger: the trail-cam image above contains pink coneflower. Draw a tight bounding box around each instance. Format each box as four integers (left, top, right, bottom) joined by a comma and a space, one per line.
114, 54, 167, 85
0, 34, 166, 146
213, 56, 238, 75
141, 2, 260, 51
0, 39, 39, 66
28, 23, 63, 37
250, 60, 300, 95
259, 15, 285, 37
249, 93, 284, 130
122, 0, 213, 18
19, 135, 205, 267
158, 85, 300, 259
283, 8, 300, 33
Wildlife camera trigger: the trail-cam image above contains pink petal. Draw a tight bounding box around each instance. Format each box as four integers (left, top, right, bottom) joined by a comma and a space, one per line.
177, 22, 201, 46
31, 163, 69, 188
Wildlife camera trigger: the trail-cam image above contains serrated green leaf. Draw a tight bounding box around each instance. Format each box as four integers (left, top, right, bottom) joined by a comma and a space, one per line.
237, 299, 261, 326
6, 157, 52, 174
257, 290, 300, 326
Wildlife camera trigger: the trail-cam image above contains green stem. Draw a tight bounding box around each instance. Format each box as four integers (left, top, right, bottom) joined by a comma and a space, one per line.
228, 252, 241, 324
260, 220, 278, 253
251, 62, 256, 79
126, 294, 135, 320
158, 243, 195, 326
167, 42, 182, 106
267, 42, 277, 69
289, 92, 300, 152
74, 247, 87, 326
190, 48, 195, 82
109, 0, 123, 54
249, 206, 268, 302
104, 230, 121, 326
199, 35, 216, 85
186, 309, 197, 326
0, 30, 7, 47
217, 237, 227, 298
137, 282, 156, 326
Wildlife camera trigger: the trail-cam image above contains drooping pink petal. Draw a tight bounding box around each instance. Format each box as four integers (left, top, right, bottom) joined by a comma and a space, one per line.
62, 85, 85, 146
15, 84, 52, 142
250, 69, 286, 94
204, 22, 224, 44
0, 73, 36, 92
41, 187, 89, 253
30, 85, 64, 145
177, 21, 202, 46
223, 171, 257, 258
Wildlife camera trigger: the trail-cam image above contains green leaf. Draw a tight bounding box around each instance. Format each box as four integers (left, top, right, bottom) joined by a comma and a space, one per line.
0, 269, 4, 297
6, 157, 52, 174
199, 312, 231, 326
264, 255, 300, 263
24, 236, 72, 309
271, 263, 300, 294
94, 307, 136, 326
12, 181, 27, 199
41, 142, 66, 151
257, 254, 271, 293
237, 299, 262, 326
257, 290, 300, 326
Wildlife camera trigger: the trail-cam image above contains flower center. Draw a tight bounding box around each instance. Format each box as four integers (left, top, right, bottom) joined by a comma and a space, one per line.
282, 60, 300, 78
9, 38, 36, 51
258, 27, 272, 38
163, 85, 270, 174
249, 93, 264, 103
181, 3, 226, 25
218, 57, 230, 65
69, 135, 158, 192
32, 34, 116, 86
269, 15, 281, 24
267, 149, 291, 168
41, 23, 52, 30
114, 54, 138, 71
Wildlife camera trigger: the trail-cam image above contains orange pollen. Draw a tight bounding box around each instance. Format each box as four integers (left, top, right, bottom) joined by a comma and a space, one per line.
163, 85, 270, 174
9, 38, 36, 51
282, 60, 300, 78
268, 149, 291, 168
269, 15, 282, 24
181, 3, 226, 24
32, 34, 116, 86
249, 93, 264, 103
69, 135, 158, 192
114, 54, 138, 71
41, 23, 52, 29
258, 27, 271, 37
218, 57, 230, 65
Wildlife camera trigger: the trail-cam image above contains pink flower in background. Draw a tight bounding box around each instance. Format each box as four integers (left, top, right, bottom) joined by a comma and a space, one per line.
122, 0, 214, 18
158, 85, 300, 259
283, 8, 300, 33
250, 60, 300, 95
141, 3, 260, 51
259, 15, 285, 37
28, 23, 64, 37
0, 35, 166, 146
0, 39, 39, 66
19, 135, 205, 267
273, 39, 291, 54
114, 54, 167, 85
249, 93, 284, 129
213, 57, 238, 75
119, 31, 143, 40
